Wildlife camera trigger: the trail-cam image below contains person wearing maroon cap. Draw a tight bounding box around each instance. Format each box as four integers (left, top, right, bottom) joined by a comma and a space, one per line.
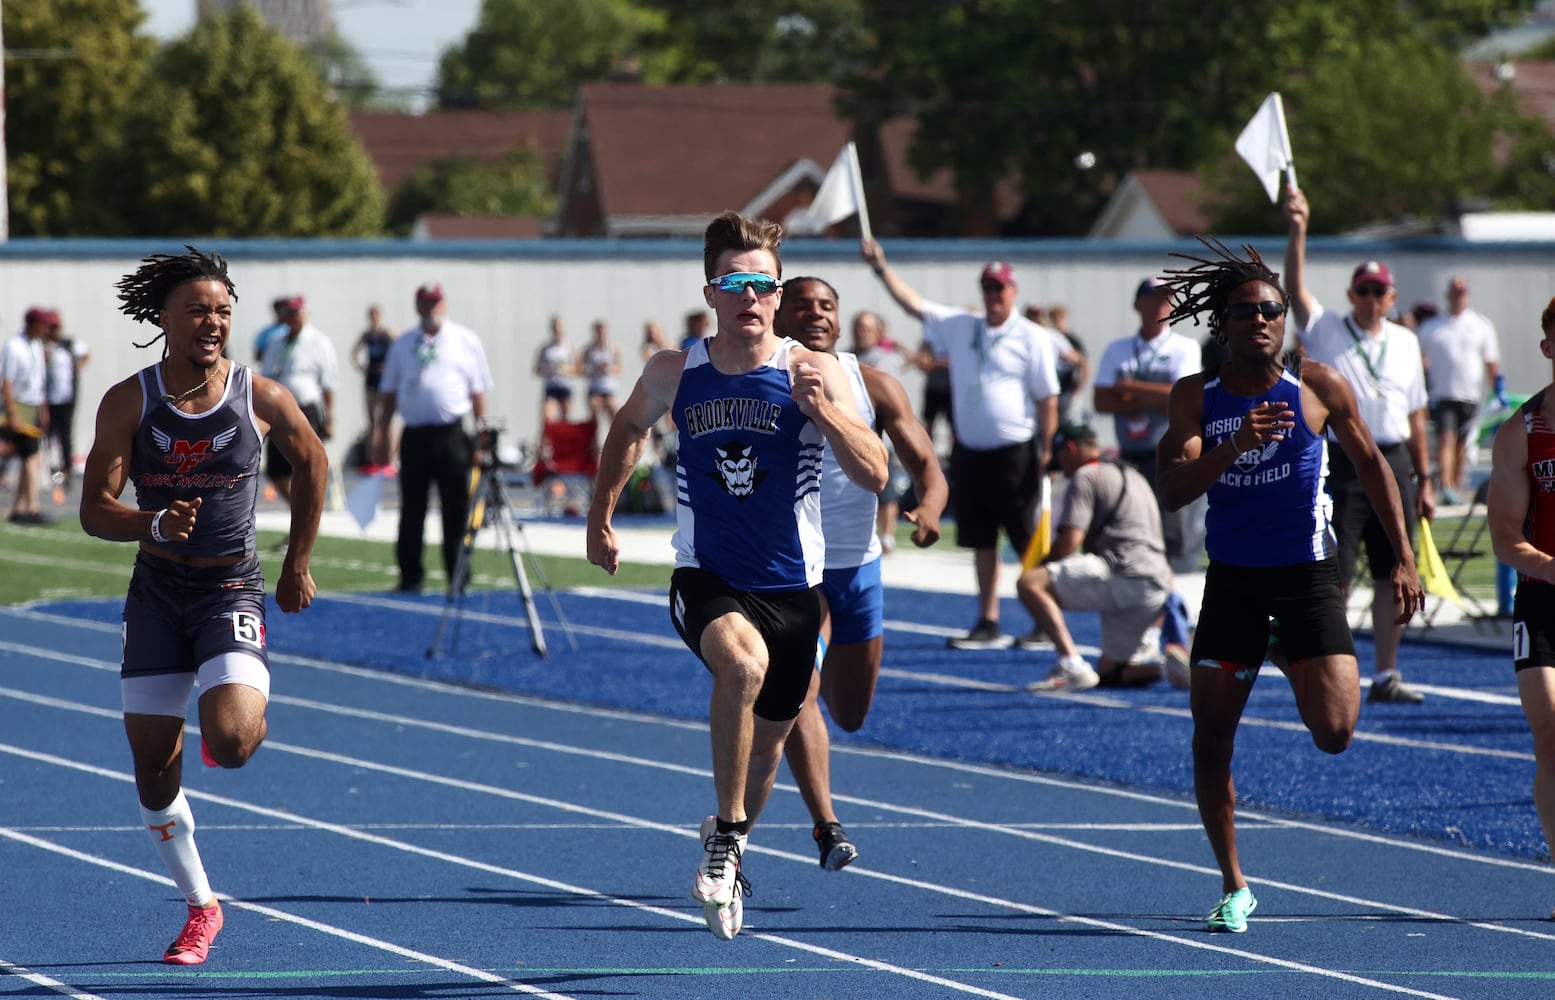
1, 308, 54, 522
378, 282, 493, 592
862, 238, 1060, 649
1285, 184, 1431, 704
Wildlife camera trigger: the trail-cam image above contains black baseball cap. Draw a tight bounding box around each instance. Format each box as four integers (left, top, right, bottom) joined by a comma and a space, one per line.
1048, 422, 1096, 470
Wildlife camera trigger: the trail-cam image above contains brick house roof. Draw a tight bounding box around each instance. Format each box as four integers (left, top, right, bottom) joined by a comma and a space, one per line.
556, 83, 1027, 237
557, 83, 851, 236
349, 109, 573, 194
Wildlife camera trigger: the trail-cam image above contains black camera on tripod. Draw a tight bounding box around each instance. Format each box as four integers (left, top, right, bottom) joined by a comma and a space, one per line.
475, 419, 507, 470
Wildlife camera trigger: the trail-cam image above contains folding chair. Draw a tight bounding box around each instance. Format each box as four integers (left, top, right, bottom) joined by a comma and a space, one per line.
531, 418, 598, 517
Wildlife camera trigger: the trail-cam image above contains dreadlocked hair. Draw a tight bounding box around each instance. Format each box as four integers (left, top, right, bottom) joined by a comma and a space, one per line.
116, 245, 236, 349
1161, 236, 1286, 343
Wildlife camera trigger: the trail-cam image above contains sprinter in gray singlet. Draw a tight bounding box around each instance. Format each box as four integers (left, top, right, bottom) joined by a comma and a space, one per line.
80, 247, 327, 966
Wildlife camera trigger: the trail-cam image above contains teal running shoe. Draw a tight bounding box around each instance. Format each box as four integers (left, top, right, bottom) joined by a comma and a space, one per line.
1206, 886, 1258, 932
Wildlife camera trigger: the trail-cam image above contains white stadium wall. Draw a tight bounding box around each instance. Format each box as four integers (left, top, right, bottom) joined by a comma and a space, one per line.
5, 236, 1553, 460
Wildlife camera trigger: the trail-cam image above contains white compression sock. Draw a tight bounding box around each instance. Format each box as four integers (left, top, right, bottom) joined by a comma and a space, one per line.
140, 790, 214, 907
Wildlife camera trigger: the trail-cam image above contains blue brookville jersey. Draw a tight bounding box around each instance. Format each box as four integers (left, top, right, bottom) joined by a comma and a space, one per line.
128, 362, 264, 558
671, 338, 824, 591
1201, 367, 1334, 567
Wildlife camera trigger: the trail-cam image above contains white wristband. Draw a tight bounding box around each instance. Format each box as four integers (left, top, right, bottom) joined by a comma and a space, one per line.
150, 508, 169, 544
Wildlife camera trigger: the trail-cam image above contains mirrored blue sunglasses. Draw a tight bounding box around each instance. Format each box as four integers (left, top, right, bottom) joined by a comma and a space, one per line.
708, 272, 781, 295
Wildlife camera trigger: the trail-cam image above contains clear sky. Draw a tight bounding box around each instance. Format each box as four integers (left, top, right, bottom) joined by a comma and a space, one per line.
136, 0, 484, 110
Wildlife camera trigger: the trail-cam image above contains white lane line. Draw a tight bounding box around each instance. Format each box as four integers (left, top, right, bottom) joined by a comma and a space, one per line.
0, 959, 108, 1000
0, 636, 1546, 870
0, 736, 1474, 1000
325, 591, 687, 649
0, 828, 576, 999
0, 746, 1027, 1000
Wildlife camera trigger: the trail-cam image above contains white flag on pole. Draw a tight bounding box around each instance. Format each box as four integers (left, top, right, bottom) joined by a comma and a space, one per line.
790, 141, 872, 239
1234, 93, 1298, 202
345, 473, 384, 532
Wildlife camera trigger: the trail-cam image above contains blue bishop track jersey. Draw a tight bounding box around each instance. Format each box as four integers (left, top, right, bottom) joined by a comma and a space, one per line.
1201, 366, 1334, 567
671, 338, 824, 591
128, 362, 264, 558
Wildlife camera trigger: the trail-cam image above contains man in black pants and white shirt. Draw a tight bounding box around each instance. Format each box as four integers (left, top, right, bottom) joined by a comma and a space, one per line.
378, 283, 493, 593
1284, 184, 1432, 704
862, 238, 1059, 649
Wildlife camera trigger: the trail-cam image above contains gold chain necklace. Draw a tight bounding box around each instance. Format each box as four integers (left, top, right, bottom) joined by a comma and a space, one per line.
160, 359, 227, 406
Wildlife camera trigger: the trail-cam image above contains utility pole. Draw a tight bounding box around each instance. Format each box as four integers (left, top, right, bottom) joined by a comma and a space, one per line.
1, 2, 9, 242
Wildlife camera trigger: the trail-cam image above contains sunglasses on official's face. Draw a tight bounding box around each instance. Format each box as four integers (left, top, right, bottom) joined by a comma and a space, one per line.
1224, 300, 1287, 321
709, 272, 781, 296
981, 282, 1007, 294
1352, 284, 1390, 298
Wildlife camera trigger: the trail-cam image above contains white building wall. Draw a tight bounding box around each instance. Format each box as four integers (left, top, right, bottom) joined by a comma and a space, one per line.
6, 237, 1553, 461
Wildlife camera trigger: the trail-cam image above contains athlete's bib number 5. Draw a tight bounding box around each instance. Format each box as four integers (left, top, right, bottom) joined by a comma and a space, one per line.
231, 611, 265, 649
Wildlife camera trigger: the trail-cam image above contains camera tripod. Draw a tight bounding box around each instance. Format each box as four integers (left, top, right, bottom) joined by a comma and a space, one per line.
426, 461, 571, 659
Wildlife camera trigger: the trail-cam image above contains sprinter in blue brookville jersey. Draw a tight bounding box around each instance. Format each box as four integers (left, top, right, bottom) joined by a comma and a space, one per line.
1154, 239, 1422, 936
587, 212, 887, 940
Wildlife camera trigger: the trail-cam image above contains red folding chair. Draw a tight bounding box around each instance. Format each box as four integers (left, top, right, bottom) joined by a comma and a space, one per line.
531, 419, 598, 517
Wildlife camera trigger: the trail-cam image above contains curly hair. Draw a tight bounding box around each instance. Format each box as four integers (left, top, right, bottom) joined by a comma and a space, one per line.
1162, 236, 1286, 343
116, 245, 236, 350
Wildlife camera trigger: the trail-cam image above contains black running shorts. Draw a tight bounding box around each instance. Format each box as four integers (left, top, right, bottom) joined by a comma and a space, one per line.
669, 566, 821, 722
1191, 559, 1355, 674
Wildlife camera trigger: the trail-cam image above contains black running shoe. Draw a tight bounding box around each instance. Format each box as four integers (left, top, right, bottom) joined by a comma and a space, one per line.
947, 619, 1013, 650
813, 821, 859, 871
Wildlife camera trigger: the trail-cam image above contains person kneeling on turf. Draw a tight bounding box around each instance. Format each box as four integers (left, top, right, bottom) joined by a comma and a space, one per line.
1018, 422, 1187, 692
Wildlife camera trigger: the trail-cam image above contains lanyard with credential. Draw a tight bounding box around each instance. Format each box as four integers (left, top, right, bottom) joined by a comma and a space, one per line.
1132, 333, 1167, 379
973, 319, 1008, 369
1342, 317, 1387, 387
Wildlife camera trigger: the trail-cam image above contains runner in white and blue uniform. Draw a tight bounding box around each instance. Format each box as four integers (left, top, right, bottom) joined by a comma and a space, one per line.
774, 276, 947, 872
670, 333, 825, 595
585, 213, 888, 940
1155, 239, 1423, 937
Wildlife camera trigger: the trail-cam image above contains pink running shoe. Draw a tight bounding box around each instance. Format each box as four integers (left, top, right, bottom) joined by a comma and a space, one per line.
164, 902, 223, 965
200, 737, 218, 768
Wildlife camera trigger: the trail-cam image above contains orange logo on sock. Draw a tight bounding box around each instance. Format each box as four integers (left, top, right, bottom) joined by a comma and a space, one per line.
149, 820, 178, 842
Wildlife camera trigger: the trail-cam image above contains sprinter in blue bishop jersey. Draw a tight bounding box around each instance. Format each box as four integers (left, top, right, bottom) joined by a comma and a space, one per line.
1200, 357, 1333, 566
586, 212, 887, 940
1154, 238, 1423, 937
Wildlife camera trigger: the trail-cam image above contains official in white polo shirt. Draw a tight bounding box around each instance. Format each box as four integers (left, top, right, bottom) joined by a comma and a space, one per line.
862, 239, 1060, 649
379, 283, 493, 593
1285, 184, 1432, 704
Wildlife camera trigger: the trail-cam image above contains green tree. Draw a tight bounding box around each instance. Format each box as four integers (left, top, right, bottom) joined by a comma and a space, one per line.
303, 32, 387, 111
436, 0, 667, 109
95, 7, 384, 237
1205, 44, 1509, 234
3, 0, 154, 235
645, 1, 871, 83
384, 145, 557, 234
844, 0, 1535, 236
